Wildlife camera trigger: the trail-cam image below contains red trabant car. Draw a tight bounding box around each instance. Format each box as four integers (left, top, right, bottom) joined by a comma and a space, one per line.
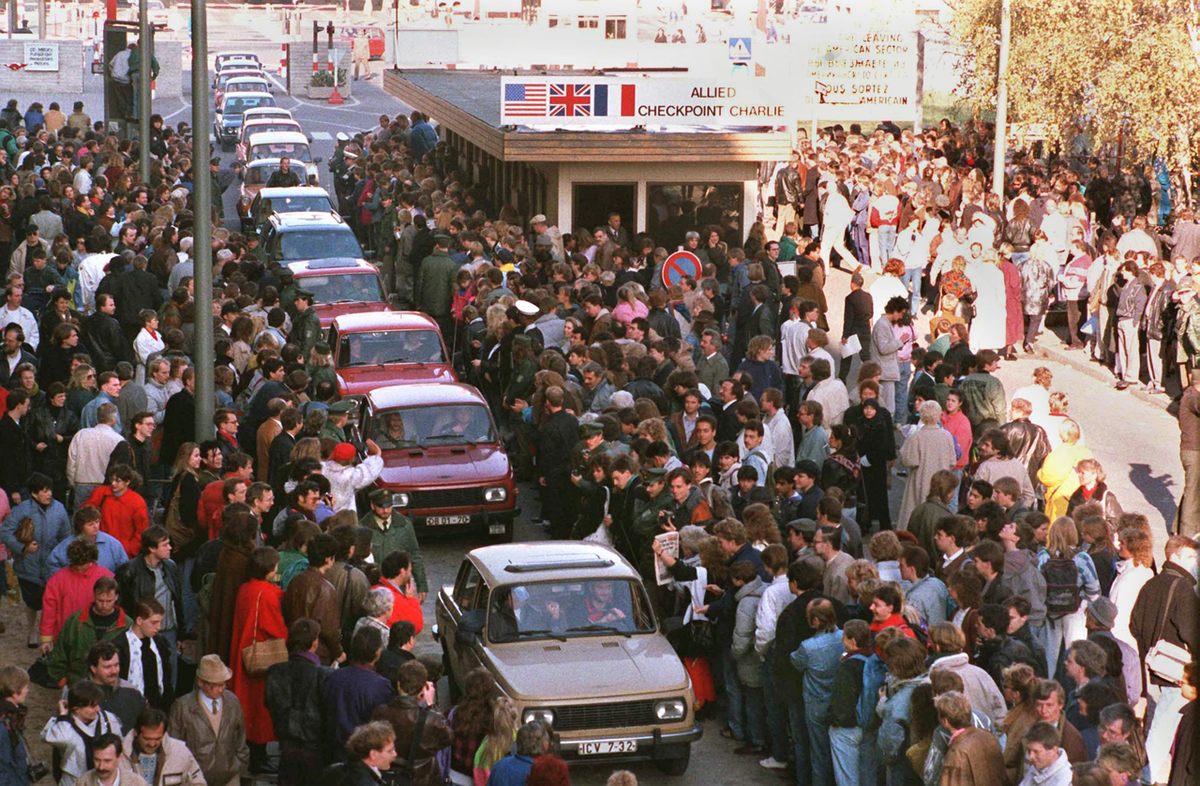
329, 311, 456, 397
286, 258, 389, 327
355, 383, 517, 540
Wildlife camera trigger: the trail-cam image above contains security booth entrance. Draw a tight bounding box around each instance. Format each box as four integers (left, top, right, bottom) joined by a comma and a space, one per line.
382, 70, 792, 241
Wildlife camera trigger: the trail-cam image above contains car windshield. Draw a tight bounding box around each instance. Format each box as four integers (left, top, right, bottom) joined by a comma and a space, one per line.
227, 81, 268, 94
298, 271, 383, 304
250, 143, 312, 162
243, 123, 298, 141
245, 163, 307, 187
339, 329, 444, 367
371, 404, 495, 448
224, 95, 274, 114
257, 194, 332, 219
487, 580, 655, 642
280, 229, 361, 260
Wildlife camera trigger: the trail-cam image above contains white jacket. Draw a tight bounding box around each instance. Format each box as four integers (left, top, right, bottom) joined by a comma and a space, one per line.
42, 710, 123, 782
67, 423, 125, 485
321, 454, 384, 513
754, 574, 792, 654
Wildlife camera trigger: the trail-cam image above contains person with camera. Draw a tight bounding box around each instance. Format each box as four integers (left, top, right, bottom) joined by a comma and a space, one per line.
369, 660, 451, 786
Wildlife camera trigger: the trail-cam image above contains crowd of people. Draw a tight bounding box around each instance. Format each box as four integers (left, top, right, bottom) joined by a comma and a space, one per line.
0, 87, 1192, 786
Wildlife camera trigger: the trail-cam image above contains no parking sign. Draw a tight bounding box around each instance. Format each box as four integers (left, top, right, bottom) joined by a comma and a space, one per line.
661, 250, 702, 288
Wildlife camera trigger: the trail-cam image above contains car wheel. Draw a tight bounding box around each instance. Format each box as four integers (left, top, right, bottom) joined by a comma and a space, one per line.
654, 745, 691, 776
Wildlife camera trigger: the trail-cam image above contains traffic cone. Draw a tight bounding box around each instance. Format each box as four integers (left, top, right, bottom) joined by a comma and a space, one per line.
328, 86, 344, 105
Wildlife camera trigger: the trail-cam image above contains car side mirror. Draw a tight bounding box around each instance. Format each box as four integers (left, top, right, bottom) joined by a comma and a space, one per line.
458, 609, 485, 647
314, 157, 324, 164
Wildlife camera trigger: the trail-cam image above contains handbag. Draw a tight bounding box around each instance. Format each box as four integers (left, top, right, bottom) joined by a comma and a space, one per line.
1145, 579, 1191, 685
14, 517, 34, 545
582, 487, 613, 547
1079, 315, 1099, 337
241, 593, 288, 676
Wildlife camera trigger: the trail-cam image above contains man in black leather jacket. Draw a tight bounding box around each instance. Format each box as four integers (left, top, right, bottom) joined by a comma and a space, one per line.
266, 618, 333, 786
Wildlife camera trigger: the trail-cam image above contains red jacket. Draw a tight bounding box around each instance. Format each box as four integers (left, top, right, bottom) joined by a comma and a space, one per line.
229, 578, 288, 745
198, 473, 242, 540
86, 485, 150, 558
374, 579, 424, 635
40, 563, 115, 642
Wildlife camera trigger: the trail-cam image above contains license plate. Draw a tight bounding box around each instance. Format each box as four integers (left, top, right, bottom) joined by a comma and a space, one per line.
579, 740, 638, 756
488, 523, 507, 535
426, 515, 470, 526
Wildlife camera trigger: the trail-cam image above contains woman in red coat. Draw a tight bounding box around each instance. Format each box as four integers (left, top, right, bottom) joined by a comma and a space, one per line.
229, 546, 288, 756
85, 464, 149, 558
1001, 249, 1025, 360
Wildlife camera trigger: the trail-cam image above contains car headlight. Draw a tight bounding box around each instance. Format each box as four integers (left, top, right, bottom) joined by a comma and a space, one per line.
483, 487, 507, 503
522, 708, 555, 726
392, 492, 410, 508
654, 699, 686, 721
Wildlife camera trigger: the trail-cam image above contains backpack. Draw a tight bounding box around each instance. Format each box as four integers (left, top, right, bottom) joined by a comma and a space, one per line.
1041, 557, 1081, 619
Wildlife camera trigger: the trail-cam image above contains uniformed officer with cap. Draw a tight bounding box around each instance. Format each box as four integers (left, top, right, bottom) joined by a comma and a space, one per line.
320, 399, 355, 442
360, 487, 429, 600
289, 289, 322, 355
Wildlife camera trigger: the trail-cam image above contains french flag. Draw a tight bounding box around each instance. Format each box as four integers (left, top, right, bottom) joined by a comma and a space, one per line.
593, 84, 636, 117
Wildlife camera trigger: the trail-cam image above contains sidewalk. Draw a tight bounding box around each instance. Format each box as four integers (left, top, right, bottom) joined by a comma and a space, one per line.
1034, 321, 1178, 413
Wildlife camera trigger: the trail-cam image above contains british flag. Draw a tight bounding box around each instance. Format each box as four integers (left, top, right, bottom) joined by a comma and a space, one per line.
548, 83, 593, 117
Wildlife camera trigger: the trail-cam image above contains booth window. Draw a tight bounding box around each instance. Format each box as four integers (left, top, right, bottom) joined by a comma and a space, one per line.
605, 17, 627, 39
647, 183, 744, 251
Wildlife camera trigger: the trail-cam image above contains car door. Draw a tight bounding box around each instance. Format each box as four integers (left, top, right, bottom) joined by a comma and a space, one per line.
440, 559, 484, 687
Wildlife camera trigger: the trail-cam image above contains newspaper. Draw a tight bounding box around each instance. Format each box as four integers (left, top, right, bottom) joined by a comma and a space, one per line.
653, 531, 680, 586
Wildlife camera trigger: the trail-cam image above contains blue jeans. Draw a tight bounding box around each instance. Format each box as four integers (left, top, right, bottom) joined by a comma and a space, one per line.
1011, 251, 1031, 266
860, 727, 880, 786
786, 696, 811, 786
896, 362, 912, 422
724, 649, 746, 740
901, 267, 923, 314
762, 655, 789, 761
947, 469, 963, 513
829, 726, 862, 786
72, 484, 98, 513
875, 225, 897, 268
743, 684, 766, 748
806, 707, 833, 786
180, 557, 199, 636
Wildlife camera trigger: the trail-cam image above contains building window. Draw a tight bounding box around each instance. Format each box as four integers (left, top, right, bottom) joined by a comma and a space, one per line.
547, 15, 559, 28
604, 17, 626, 39
577, 15, 599, 29
647, 183, 744, 250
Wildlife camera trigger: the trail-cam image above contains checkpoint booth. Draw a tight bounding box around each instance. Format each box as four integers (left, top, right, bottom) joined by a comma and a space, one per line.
382, 69, 794, 247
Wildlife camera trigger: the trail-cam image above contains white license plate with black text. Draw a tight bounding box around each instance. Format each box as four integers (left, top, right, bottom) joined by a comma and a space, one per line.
579, 740, 638, 755
426, 515, 470, 526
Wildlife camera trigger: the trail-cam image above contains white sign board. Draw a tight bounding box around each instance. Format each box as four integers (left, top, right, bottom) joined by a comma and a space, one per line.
500, 76, 789, 128
24, 42, 59, 72
798, 29, 918, 120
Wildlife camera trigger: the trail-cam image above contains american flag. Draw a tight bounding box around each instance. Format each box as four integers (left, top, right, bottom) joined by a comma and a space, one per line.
503, 82, 547, 116
549, 83, 593, 117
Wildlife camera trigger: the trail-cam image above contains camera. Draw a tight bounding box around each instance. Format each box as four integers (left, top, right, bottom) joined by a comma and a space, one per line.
28, 760, 50, 782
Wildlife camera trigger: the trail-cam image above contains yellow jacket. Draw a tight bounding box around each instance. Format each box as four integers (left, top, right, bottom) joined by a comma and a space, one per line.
1037, 442, 1091, 521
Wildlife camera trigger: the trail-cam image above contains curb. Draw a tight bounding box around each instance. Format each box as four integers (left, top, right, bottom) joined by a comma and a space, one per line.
1030, 339, 1172, 413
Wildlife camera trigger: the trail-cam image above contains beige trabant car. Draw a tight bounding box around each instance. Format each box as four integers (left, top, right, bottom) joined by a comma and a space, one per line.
436, 542, 700, 774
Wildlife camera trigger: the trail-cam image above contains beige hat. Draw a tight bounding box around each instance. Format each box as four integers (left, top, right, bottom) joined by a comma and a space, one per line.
196, 654, 232, 684
530, 214, 548, 226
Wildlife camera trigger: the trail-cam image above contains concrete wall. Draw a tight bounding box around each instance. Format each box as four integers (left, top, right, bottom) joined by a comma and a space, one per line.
0, 39, 86, 94
153, 39, 183, 99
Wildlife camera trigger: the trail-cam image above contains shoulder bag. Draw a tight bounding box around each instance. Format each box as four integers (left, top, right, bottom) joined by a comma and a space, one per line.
1145, 577, 1191, 685
383, 707, 427, 786
241, 590, 288, 676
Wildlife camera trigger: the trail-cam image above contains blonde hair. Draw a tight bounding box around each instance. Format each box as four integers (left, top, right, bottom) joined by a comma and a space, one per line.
1046, 516, 1080, 557
483, 697, 519, 765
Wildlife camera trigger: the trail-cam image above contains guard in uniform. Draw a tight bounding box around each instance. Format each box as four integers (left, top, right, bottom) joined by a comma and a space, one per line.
289, 290, 322, 355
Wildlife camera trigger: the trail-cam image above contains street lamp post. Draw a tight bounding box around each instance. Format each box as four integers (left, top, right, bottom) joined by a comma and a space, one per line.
191, 0, 214, 439
992, 0, 1011, 198
138, 0, 151, 175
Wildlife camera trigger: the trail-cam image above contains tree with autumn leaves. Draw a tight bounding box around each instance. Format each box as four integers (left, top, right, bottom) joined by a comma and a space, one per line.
950, 0, 1200, 182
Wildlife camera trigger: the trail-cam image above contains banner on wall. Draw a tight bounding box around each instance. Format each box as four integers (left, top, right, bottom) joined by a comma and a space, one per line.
500, 76, 789, 128
794, 28, 919, 120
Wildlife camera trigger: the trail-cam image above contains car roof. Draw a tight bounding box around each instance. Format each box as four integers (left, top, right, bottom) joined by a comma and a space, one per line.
248, 131, 308, 145
243, 106, 290, 117
256, 186, 329, 200
270, 211, 347, 228
226, 75, 270, 84
216, 52, 259, 61
367, 381, 486, 410
332, 310, 439, 332
288, 258, 374, 274
243, 118, 300, 129
467, 542, 638, 587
